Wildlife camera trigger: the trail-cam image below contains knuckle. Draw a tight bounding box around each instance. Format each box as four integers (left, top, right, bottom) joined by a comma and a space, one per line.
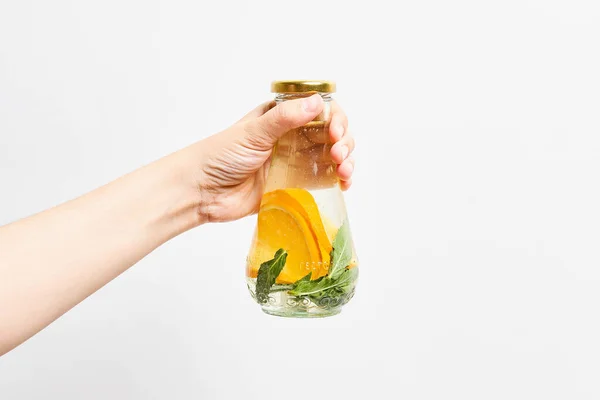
271, 104, 293, 130
332, 102, 348, 121
347, 135, 356, 149
340, 112, 349, 126
273, 103, 288, 121
243, 120, 259, 137
243, 121, 270, 147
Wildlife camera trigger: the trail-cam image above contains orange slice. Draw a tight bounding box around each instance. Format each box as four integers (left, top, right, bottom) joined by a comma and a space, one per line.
267, 189, 332, 262
248, 188, 332, 284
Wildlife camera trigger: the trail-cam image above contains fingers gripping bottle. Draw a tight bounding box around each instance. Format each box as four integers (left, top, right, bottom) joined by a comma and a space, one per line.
246, 80, 358, 318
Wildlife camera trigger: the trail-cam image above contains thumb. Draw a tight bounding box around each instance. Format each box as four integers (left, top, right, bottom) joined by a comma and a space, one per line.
245, 94, 324, 150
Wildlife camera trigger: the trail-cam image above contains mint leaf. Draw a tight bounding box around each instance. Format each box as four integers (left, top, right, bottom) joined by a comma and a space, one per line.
328, 219, 353, 280
286, 220, 358, 307
289, 268, 357, 297
311, 268, 358, 304
295, 272, 312, 283
255, 249, 287, 304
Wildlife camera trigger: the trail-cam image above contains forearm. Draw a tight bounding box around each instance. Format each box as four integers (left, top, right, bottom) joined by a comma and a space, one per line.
0, 146, 203, 355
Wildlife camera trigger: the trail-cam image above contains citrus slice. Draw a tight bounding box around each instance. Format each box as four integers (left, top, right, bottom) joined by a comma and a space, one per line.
248, 188, 332, 284
265, 189, 332, 262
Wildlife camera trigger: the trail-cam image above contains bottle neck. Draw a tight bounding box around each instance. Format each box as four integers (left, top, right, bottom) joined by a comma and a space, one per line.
274, 93, 333, 127
266, 93, 337, 191
274, 92, 333, 104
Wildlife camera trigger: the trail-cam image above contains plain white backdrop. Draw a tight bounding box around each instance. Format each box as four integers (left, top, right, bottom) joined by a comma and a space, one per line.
1, 0, 600, 398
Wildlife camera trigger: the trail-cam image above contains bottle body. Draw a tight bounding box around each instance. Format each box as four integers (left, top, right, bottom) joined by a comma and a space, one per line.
246, 83, 358, 318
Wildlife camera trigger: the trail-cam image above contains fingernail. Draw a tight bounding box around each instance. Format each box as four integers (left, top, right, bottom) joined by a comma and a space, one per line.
341, 145, 349, 160
302, 95, 321, 113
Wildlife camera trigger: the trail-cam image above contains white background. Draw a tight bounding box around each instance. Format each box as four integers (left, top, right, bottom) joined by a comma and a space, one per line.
1, 0, 600, 398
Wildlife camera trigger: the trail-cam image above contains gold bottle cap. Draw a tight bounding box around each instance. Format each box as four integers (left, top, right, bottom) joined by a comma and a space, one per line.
271, 80, 336, 94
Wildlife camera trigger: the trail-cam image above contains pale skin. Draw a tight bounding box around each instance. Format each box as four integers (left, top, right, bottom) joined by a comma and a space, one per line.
0, 94, 355, 356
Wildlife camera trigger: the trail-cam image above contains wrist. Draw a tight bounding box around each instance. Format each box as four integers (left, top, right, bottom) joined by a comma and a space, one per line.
167, 142, 212, 228
139, 146, 208, 242
175, 137, 227, 225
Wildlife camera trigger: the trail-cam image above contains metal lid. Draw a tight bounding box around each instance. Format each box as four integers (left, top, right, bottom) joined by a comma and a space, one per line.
271, 80, 336, 94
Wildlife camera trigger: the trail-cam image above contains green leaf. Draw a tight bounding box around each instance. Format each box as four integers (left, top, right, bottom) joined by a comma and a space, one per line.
295, 272, 312, 283
289, 267, 357, 297
255, 249, 287, 304
310, 268, 358, 307
328, 219, 353, 280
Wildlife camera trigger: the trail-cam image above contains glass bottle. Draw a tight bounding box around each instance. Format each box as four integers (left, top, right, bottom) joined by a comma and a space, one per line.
246, 80, 358, 318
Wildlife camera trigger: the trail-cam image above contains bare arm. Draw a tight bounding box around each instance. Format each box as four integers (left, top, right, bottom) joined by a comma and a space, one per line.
0, 95, 355, 355
0, 148, 203, 355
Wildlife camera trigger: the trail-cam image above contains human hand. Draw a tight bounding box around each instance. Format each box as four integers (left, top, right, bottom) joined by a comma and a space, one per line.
0, 93, 352, 355
192, 94, 355, 223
